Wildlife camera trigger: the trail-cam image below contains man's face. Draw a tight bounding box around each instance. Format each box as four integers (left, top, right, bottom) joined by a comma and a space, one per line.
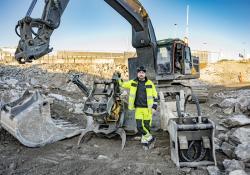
137, 71, 146, 80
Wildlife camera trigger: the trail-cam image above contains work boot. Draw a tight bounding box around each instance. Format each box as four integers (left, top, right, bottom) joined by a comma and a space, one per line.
142, 137, 156, 150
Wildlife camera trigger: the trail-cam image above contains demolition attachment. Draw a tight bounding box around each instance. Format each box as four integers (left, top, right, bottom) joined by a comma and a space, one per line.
70, 74, 127, 150
0, 90, 83, 147
159, 89, 216, 167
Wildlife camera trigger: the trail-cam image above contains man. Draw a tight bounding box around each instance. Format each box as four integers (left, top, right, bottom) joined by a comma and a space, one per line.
117, 66, 158, 149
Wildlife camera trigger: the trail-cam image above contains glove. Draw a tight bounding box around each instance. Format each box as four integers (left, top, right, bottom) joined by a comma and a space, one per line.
117, 72, 121, 78
112, 71, 121, 80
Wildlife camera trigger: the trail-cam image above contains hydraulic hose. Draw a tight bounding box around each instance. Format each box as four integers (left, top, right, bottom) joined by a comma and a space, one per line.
176, 95, 182, 118
191, 93, 202, 123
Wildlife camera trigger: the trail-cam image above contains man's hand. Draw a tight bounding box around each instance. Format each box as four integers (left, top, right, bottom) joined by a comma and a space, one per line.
112, 71, 121, 80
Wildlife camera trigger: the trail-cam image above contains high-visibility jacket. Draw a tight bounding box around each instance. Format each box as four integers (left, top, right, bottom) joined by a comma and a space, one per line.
119, 78, 158, 110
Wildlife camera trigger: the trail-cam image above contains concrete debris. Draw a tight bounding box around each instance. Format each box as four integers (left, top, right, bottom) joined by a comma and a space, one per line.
223, 159, 245, 172
221, 142, 235, 158
237, 96, 250, 112
219, 98, 237, 108
190, 169, 209, 175
217, 133, 229, 142
155, 168, 162, 175
220, 114, 250, 128
229, 126, 250, 144
235, 143, 250, 162
97, 155, 110, 160
181, 167, 192, 173
214, 89, 250, 99
4, 78, 18, 87
213, 137, 222, 150
215, 124, 228, 131
229, 170, 248, 175
49, 93, 69, 102
218, 96, 250, 113
223, 107, 234, 115
206, 166, 220, 175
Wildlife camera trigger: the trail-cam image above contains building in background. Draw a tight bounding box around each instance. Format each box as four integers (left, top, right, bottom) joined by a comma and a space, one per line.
192, 50, 220, 68
0, 47, 16, 61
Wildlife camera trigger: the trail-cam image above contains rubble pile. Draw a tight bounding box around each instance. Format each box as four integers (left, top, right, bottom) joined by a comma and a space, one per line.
211, 89, 250, 174
0, 63, 128, 115
42, 63, 129, 79
200, 61, 250, 85
0, 62, 132, 128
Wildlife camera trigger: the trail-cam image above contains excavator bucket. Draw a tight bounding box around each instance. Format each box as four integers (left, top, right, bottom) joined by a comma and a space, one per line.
0, 90, 83, 147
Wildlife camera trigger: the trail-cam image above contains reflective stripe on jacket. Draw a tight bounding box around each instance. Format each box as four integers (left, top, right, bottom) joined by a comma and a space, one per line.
119, 78, 158, 110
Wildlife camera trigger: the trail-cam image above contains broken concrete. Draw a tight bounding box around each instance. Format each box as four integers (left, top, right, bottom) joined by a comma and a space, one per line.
229, 170, 248, 175
220, 114, 250, 128
206, 166, 220, 175
235, 143, 250, 162
229, 126, 250, 144
223, 159, 245, 172
219, 98, 237, 108
221, 142, 235, 158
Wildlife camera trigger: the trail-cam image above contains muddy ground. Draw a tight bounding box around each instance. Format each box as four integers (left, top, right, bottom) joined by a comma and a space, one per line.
0, 63, 249, 175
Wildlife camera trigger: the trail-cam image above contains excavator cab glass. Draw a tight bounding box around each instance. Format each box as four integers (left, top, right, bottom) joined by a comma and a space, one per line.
183, 46, 192, 74
174, 43, 183, 73
156, 45, 172, 75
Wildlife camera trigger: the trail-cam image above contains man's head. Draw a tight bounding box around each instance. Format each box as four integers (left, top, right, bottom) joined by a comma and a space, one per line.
137, 66, 146, 80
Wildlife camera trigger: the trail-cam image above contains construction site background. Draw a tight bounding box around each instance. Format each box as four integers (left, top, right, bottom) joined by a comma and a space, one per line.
1, 49, 250, 85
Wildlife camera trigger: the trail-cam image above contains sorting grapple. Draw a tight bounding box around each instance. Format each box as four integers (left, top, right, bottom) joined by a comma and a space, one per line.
70, 74, 128, 150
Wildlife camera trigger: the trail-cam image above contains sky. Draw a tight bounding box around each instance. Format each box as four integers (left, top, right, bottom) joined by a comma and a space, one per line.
0, 0, 249, 59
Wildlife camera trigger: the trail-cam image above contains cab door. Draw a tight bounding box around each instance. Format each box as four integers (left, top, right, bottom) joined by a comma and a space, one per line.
183, 46, 192, 74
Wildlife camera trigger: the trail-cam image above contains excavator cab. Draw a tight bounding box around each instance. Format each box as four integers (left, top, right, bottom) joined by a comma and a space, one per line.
155, 39, 200, 81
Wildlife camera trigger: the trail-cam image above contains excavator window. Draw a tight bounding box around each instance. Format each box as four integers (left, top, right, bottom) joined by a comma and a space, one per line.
184, 46, 192, 69
184, 47, 191, 63
174, 43, 183, 73
157, 45, 172, 74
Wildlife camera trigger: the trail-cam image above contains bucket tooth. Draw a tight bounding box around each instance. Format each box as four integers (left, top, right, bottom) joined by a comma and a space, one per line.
0, 90, 83, 147
77, 129, 94, 145
115, 128, 126, 150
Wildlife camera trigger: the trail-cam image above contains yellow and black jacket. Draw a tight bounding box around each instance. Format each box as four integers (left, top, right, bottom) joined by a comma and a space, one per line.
119, 77, 158, 110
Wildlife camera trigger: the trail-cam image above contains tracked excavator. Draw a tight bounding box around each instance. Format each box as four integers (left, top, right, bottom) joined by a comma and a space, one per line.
0, 0, 216, 167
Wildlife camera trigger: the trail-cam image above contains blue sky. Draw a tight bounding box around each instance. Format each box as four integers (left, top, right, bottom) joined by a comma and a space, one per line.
0, 0, 249, 58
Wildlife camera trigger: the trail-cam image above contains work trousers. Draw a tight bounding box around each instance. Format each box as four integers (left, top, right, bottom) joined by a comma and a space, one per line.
135, 108, 153, 143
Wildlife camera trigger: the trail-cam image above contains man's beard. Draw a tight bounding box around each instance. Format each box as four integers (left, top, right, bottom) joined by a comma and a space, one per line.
138, 76, 145, 81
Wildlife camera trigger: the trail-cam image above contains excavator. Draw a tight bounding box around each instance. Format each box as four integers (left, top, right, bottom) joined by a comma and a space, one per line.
0, 0, 216, 167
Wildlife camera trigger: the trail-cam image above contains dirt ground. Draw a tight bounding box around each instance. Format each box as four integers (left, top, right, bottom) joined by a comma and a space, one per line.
0, 62, 250, 175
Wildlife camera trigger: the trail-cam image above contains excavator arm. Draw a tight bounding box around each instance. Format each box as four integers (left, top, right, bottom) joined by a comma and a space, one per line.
15, 0, 69, 63
15, 0, 157, 71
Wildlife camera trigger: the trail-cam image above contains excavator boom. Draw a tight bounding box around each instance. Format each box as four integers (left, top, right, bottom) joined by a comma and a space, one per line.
15, 0, 156, 66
